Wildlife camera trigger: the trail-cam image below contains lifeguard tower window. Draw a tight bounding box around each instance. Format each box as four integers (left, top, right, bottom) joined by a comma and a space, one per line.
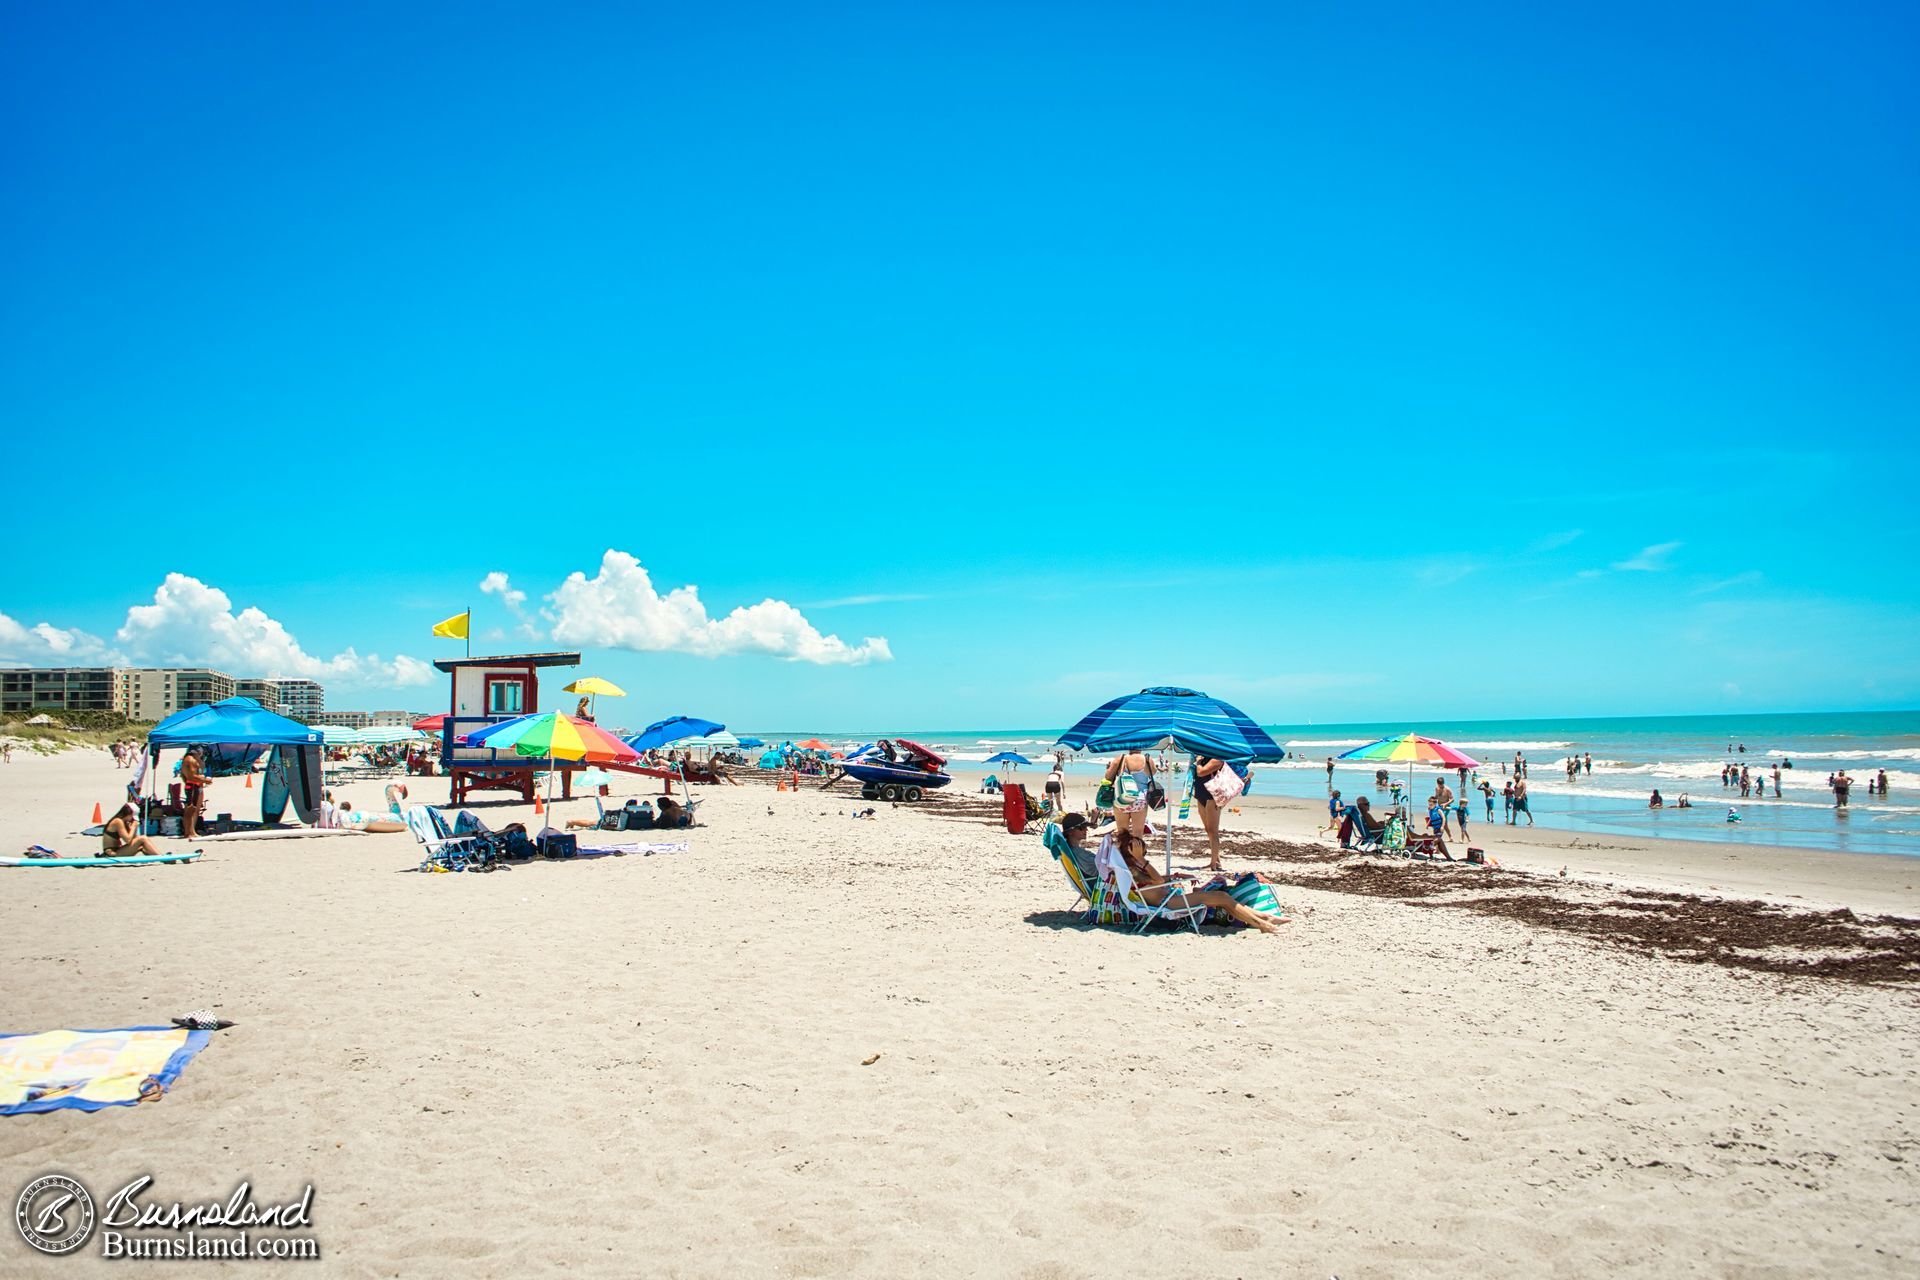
486, 676, 525, 716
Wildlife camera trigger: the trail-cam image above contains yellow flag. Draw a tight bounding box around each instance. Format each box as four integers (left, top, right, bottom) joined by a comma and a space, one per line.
431, 610, 470, 639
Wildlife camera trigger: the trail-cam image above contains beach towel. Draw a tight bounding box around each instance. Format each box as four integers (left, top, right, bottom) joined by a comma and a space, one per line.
0, 1026, 212, 1114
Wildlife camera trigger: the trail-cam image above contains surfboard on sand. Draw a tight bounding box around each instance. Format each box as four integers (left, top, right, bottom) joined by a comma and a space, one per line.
1, 852, 202, 868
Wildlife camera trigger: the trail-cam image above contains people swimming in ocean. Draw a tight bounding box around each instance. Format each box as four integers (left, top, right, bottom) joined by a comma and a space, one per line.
1677, 793, 1692, 808
1727, 807, 1741, 823
1649, 789, 1664, 808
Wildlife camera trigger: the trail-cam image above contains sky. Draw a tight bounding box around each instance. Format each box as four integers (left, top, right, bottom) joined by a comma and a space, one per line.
3, 1, 1917, 731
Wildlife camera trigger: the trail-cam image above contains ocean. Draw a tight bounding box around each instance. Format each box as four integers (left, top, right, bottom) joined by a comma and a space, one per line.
747, 711, 1920, 859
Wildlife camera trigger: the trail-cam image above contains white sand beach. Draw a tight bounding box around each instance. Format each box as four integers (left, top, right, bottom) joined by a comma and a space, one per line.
2, 750, 1917, 1277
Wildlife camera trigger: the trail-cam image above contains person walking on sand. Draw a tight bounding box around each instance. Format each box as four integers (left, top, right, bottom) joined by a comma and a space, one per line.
1435, 775, 1455, 836
1513, 777, 1534, 826
1454, 785, 1471, 839
1044, 763, 1064, 814
1321, 789, 1344, 836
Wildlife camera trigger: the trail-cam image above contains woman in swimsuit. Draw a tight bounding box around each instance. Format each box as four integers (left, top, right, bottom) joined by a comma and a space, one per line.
1191, 755, 1229, 873
1098, 832, 1284, 934
101, 804, 166, 859
1103, 749, 1155, 844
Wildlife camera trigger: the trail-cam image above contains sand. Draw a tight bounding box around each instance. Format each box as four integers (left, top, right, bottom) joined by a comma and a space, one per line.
1, 749, 1917, 1277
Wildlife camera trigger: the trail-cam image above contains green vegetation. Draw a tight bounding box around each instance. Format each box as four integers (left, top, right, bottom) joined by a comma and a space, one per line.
0, 712, 155, 754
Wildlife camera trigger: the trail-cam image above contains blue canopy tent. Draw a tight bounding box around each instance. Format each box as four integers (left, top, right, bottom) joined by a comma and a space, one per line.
145, 698, 326, 828
624, 716, 726, 753
1057, 687, 1284, 873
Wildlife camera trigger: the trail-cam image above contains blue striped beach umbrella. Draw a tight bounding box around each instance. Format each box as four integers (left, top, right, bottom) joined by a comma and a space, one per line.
1057, 687, 1284, 762
1058, 687, 1283, 873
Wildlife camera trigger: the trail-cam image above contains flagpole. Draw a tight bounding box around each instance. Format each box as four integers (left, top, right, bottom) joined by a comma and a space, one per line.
466, 606, 471, 659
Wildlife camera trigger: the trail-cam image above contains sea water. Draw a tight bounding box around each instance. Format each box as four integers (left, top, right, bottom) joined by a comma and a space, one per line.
748, 711, 1920, 859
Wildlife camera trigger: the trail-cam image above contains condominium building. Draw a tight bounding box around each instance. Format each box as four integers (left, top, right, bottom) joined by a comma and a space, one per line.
1, 666, 321, 722
116, 668, 236, 721
367, 709, 419, 728
272, 679, 325, 723
234, 678, 283, 712
0, 667, 119, 715
319, 710, 372, 729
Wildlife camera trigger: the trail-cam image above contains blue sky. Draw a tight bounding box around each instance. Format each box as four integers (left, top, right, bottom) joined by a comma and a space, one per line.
3, 2, 1916, 729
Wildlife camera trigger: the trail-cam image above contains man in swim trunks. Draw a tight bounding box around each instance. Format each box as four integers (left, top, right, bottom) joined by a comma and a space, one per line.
1513, 778, 1534, 825
179, 749, 210, 839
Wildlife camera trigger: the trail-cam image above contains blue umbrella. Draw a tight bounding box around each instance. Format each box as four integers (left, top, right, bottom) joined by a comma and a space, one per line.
983, 751, 1032, 766
1058, 687, 1282, 873
624, 716, 726, 753
1057, 687, 1283, 762
737, 737, 766, 749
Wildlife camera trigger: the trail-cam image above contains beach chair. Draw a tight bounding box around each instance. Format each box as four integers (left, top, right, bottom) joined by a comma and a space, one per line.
1041, 822, 1122, 923
1340, 806, 1385, 853
1102, 846, 1207, 935
404, 804, 485, 872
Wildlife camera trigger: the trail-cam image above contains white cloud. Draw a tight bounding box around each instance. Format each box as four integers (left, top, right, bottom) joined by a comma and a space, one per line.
0, 612, 112, 665
1611, 541, 1682, 572
806, 592, 930, 609
480, 571, 527, 612
114, 573, 434, 688
1693, 570, 1763, 595
548, 550, 892, 666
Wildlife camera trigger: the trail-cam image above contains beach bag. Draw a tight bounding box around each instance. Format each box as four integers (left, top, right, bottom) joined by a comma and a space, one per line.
1145, 780, 1166, 810
539, 832, 577, 859
1095, 777, 1115, 808
1204, 762, 1246, 806
1228, 877, 1284, 918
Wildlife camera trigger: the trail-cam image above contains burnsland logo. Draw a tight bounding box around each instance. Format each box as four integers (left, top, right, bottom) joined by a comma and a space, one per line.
15, 1175, 95, 1256
13, 1175, 319, 1261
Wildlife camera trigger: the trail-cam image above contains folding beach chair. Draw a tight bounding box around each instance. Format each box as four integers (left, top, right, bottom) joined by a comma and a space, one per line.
1102, 844, 1207, 935
1041, 822, 1122, 923
404, 804, 486, 872
1340, 805, 1385, 853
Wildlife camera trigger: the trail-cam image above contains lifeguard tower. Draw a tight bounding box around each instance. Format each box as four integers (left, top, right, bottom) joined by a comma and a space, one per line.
434, 651, 583, 804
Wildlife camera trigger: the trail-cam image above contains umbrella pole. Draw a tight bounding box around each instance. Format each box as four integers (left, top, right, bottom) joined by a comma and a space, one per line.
1165, 751, 1185, 879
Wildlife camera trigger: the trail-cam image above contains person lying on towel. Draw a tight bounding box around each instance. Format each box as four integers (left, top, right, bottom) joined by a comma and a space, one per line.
1098, 831, 1284, 933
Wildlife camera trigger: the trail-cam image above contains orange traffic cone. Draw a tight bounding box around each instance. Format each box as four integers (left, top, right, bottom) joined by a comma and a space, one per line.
91, 802, 103, 824
245, 772, 254, 789
533, 794, 544, 816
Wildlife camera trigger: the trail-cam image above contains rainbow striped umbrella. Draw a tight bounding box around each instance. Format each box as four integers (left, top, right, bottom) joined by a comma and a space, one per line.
1337, 734, 1481, 815
460, 712, 639, 812
461, 712, 639, 763
1338, 734, 1481, 769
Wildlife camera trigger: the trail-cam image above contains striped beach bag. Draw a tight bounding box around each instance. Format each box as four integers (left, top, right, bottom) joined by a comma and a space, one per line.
1228, 877, 1286, 920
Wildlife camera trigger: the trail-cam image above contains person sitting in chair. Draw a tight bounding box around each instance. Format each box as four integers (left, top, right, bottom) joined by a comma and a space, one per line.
1097, 831, 1285, 934
1057, 812, 1099, 882
1340, 795, 1387, 847
655, 795, 690, 828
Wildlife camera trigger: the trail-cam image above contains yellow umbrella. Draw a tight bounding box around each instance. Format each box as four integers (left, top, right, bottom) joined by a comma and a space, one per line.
562, 676, 626, 720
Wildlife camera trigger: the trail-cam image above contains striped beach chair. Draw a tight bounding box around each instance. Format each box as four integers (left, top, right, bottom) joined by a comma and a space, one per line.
1041, 822, 1123, 924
